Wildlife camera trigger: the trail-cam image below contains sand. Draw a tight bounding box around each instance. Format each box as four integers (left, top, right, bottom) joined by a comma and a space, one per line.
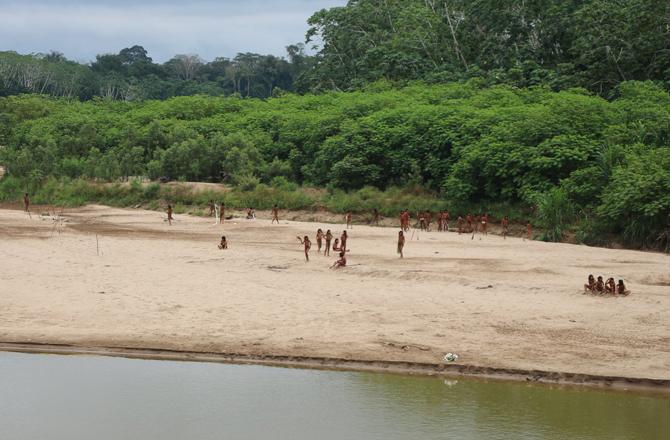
0, 205, 669, 383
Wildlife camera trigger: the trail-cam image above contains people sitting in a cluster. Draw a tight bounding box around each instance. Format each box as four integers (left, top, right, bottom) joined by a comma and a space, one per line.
584, 274, 630, 295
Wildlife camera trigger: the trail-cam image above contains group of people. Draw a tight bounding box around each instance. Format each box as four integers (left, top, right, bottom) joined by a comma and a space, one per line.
583, 274, 631, 295
297, 229, 349, 268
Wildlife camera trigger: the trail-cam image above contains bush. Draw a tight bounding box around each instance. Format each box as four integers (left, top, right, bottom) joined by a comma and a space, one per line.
535, 187, 574, 242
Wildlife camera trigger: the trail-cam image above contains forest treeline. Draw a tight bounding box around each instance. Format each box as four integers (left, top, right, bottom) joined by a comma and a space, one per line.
1, 0, 668, 100
0, 81, 668, 250
0, 45, 312, 100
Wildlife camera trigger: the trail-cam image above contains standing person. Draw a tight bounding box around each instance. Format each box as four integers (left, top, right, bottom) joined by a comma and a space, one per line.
502, 215, 510, 239
397, 230, 405, 259
525, 221, 533, 241
345, 212, 353, 229
425, 211, 433, 232
208, 200, 215, 217
404, 210, 411, 232
324, 229, 333, 256
481, 213, 489, 236
466, 213, 473, 233
271, 204, 279, 224
167, 204, 173, 226
457, 215, 464, 234
219, 202, 225, 225
399, 210, 405, 230
444, 210, 450, 232
23, 193, 30, 213
297, 235, 312, 262
340, 230, 348, 253
419, 211, 426, 231
372, 208, 381, 226
316, 228, 324, 253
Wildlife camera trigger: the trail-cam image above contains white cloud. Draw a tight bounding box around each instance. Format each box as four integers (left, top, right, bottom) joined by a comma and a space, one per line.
0, 0, 346, 62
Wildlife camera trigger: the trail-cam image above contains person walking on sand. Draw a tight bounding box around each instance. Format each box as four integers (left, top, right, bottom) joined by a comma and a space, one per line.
218, 236, 228, 249
297, 235, 312, 261
23, 193, 30, 213
167, 204, 173, 226
324, 229, 333, 256
272, 204, 279, 224
345, 212, 353, 229
502, 215, 510, 239
397, 230, 405, 259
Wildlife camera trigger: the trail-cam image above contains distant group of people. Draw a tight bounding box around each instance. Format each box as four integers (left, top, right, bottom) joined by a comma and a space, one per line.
584, 274, 631, 296
297, 229, 349, 268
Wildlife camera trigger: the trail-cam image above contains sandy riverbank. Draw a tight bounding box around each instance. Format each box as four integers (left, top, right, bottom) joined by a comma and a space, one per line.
1, 205, 668, 386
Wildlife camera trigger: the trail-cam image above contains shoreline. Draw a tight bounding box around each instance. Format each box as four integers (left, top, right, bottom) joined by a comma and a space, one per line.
1, 342, 668, 394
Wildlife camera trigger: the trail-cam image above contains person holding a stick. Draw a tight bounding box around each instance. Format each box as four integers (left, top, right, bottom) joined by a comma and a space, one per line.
297, 235, 312, 261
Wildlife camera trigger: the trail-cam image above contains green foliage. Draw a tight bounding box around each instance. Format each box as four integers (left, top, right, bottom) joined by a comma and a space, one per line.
535, 187, 575, 242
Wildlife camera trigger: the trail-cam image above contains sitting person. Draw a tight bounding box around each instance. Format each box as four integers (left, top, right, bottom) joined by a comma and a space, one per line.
331, 251, 347, 269
594, 276, 605, 294
584, 274, 595, 293
218, 236, 228, 249
617, 279, 631, 296
605, 277, 616, 294
332, 238, 341, 252
246, 207, 256, 219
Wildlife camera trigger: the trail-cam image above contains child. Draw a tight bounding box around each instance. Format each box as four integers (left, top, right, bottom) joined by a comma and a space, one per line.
297, 235, 312, 261
332, 238, 341, 252
324, 230, 333, 256
272, 205, 279, 224
167, 204, 173, 226
397, 230, 405, 259
617, 279, 631, 296
316, 228, 324, 252
218, 236, 228, 249
584, 274, 595, 293
502, 216, 509, 239
331, 251, 347, 269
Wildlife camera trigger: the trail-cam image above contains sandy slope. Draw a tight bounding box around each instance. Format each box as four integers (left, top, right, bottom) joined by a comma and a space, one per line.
0, 205, 668, 380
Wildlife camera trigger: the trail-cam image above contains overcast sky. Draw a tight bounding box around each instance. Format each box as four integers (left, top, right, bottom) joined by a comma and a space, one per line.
0, 0, 347, 63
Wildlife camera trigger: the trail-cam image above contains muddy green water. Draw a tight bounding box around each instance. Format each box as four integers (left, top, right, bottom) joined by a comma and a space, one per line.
0, 352, 667, 440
